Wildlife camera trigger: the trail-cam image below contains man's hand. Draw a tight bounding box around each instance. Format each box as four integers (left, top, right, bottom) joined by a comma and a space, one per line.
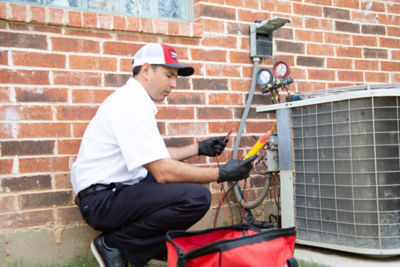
198, 137, 228, 157
217, 155, 257, 183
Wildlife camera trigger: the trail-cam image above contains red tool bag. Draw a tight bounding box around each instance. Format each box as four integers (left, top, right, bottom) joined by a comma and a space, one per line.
166, 224, 297, 267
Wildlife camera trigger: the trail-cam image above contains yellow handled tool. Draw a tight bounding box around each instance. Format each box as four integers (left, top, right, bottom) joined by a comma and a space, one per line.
243, 127, 274, 160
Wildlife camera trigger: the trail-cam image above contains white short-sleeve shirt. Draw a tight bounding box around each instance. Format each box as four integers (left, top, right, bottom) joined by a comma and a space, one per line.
71, 78, 170, 193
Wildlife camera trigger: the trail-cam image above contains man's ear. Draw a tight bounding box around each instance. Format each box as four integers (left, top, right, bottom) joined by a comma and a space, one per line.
141, 63, 151, 81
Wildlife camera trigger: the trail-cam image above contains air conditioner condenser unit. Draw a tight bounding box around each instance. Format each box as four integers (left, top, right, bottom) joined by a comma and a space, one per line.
257, 84, 400, 256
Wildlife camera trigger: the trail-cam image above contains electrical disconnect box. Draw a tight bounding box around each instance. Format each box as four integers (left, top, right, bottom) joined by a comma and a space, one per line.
250, 18, 291, 58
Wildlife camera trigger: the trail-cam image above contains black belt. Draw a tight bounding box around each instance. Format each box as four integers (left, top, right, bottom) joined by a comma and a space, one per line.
75, 184, 115, 205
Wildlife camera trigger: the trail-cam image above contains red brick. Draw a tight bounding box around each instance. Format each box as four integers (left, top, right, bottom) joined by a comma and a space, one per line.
104, 41, 141, 56
364, 48, 388, 59
293, 3, 323, 16
69, 55, 117, 71
198, 107, 233, 120
51, 37, 100, 53
0, 69, 49, 85
351, 11, 377, 23
68, 10, 82, 28
53, 71, 101, 86
261, 1, 292, 12
201, 4, 236, 20
378, 14, 400, 26
361, 1, 385, 12
19, 157, 70, 173
388, 27, 400, 38
98, 13, 113, 30
0, 196, 16, 212
113, 15, 126, 31
156, 106, 195, 120
353, 35, 377, 46
208, 121, 240, 134
391, 73, 400, 83
208, 93, 243, 105
0, 87, 10, 102
336, 47, 362, 58
127, 16, 140, 31
72, 89, 113, 103
2, 175, 51, 191
365, 72, 389, 83
379, 37, 400, 48
30, 6, 46, 24
206, 64, 241, 77
56, 105, 98, 120
72, 122, 88, 137
19, 191, 72, 209
295, 30, 323, 42
305, 18, 333, 31
18, 122, 71, 138
83, 12, 97, 28
381, 61, 400, 72
192, 78, 228, 90
0, 105, 52, 121
392, 51, 400, 60
49, 8, 65, 25
13, 51, 66, 68
10, 3, 27, 22
230, 79, 251, 92
354, 60, 379, 70
57, 139, 81, 154
191, 48, 227, 62
332, 0, 359, 9
308, 69, 336, 81
0, 2, 5, 20
0, 123, 13, 138
229, 51, 252, 64
0, 50, 7, 65
276, 41, 304, 54
325, 32, 352, 45
387, 3, 400, 13
1, 210, 54, 228
338, 71, 364, 82
57, 207, 84, 224
0, 159, 13, 174
168, 122, 208, 136
167, 92, 206, 105
16, 87, 68, 103
307, 44, 335, 56
200, 18, 224, 33
327, 58, 352, 69
238, 9, 269, 23
54, 173, 72, 189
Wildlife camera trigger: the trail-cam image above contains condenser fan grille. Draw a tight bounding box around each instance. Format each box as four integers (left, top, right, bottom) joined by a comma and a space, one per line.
292, 96, 400, 250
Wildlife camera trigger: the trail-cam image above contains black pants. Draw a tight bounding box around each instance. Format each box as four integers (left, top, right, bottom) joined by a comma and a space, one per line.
78, 173, 211, 267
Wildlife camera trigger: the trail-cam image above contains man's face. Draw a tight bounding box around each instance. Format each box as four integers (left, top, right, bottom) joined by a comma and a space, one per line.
147, 65, 178, 102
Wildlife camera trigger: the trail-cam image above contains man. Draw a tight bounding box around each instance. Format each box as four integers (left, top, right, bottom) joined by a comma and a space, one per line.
71, 43, 257, 267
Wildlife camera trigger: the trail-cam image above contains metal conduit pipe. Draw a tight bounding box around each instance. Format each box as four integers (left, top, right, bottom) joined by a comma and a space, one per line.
231, 57, 272, 209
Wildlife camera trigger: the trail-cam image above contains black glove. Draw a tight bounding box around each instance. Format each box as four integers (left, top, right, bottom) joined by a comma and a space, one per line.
217, 155, 257, 183
198, 137, 228, 157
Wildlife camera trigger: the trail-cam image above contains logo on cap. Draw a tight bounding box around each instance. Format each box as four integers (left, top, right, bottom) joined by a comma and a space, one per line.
169, 49, 178, 61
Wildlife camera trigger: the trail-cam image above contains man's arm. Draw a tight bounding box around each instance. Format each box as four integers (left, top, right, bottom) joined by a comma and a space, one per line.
144, 155, 257, 184
144, 158, 218, 184
167, 144, 198, 161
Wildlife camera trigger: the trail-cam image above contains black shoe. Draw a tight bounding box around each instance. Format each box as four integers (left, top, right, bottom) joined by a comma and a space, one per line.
90, 235, 128, 267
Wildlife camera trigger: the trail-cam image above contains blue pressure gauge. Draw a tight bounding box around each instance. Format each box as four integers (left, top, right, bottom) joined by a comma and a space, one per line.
256, 68, 274, 86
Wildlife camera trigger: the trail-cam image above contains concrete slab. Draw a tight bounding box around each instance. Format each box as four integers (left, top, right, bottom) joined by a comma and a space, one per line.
294, 244, 400, 267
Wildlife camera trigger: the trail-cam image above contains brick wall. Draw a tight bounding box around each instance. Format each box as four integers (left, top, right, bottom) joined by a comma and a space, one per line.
0, 0, 399, 263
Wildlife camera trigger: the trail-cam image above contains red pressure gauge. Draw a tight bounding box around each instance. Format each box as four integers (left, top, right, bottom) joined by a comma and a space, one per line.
272, 61, 290, 79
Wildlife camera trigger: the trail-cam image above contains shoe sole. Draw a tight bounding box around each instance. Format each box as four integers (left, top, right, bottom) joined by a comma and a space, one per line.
90, 240, 106, 267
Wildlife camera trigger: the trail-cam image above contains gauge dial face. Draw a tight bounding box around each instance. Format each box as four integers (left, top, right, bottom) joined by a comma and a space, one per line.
256, 69, 273, 86
272, 61, 290, 79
